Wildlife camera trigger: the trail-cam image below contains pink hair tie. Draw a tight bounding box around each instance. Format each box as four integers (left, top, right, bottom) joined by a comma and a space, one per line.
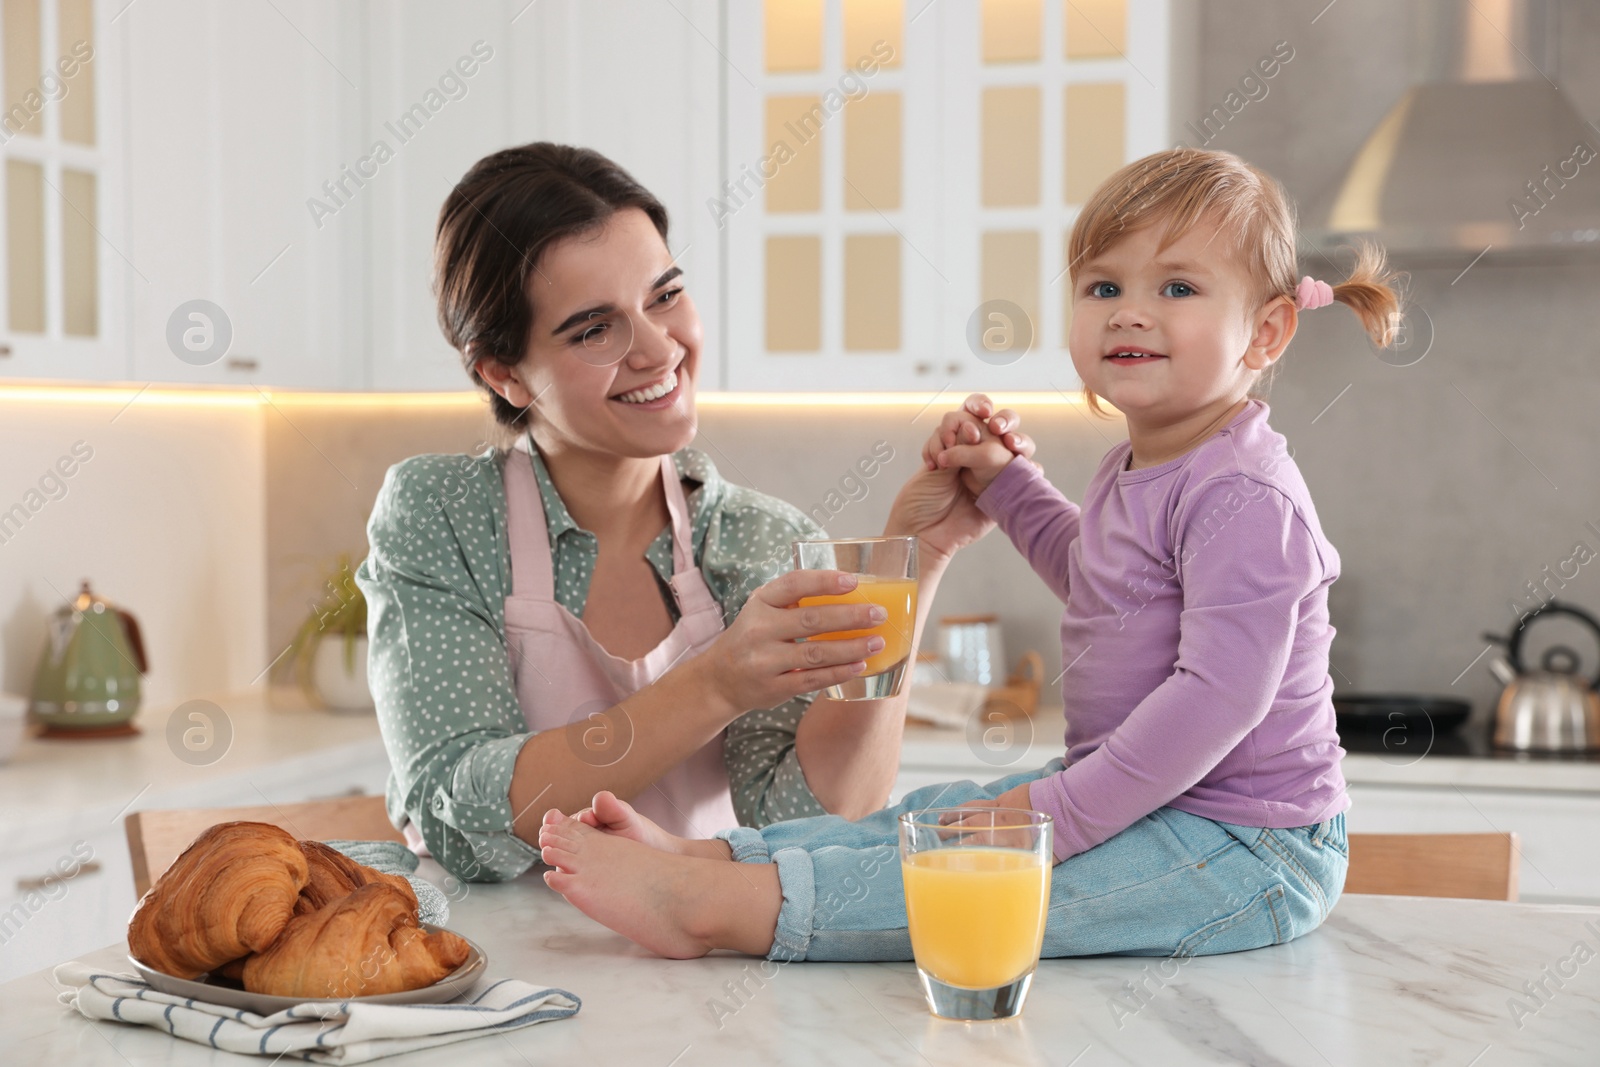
1295, 276, 1335, 311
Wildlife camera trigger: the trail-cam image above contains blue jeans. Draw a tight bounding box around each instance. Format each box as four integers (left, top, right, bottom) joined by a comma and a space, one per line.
715, 760, 1348, 963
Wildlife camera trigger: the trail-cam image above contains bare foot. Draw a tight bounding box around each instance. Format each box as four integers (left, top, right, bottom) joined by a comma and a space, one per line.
538, 815, 779, 959
570, 791, 731, 861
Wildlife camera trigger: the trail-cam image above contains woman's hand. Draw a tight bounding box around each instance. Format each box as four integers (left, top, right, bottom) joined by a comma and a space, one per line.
884, 465, 995, 565
689, 569, 887, 714
891, 394, 1038, 563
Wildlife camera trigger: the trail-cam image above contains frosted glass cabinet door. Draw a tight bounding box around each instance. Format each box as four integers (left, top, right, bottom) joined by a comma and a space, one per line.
0, 0, 127, 382
722, 0, 1168, 394
124, 0, 361, 388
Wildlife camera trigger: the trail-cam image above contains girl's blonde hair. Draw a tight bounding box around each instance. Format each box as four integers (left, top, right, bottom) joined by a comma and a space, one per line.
1068, 147, 1403, 416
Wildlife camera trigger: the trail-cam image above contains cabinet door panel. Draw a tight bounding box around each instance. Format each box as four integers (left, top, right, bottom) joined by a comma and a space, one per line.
0, 823, 130, 984
1347, 784, 1600, 904
363, 1, 511, 392
125, 0, 360, 388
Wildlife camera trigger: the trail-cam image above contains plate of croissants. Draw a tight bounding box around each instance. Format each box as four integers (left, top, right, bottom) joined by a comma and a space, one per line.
126, 820, 484, 1013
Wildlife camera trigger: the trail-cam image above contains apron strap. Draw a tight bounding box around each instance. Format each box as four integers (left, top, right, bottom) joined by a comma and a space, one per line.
507, 442, 704, 605
661, 454, 724, 622
660, 453, 698, 578
504, 437, 556, 601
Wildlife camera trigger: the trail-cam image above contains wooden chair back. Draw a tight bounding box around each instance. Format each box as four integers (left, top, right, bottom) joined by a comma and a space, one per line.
125, 794, 405, 897
1345, 832, 1519, 902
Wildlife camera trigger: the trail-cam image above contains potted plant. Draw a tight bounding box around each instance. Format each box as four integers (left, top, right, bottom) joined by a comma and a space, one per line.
279, 555, 372, 711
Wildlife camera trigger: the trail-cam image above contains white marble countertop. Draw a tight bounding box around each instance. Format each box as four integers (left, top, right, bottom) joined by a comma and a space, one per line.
9, 867, 1598, 1066
0, 689, 384, 830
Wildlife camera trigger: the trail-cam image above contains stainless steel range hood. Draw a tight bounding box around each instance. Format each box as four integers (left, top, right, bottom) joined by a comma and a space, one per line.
1307, 0, 1600, 260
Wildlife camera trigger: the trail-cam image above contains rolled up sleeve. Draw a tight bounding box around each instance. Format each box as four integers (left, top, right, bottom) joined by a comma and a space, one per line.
357, 456, 540, 883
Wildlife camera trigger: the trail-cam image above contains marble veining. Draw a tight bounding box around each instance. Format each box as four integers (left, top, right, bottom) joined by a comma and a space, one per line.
6, 866, 1597, 1066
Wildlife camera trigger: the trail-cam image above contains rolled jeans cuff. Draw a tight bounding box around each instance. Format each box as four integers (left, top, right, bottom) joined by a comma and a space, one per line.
767, 847, 815, 963
714, 826, 771, 864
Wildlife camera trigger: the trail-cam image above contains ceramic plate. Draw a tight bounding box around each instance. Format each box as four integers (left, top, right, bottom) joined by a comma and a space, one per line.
129, 924, 486, 1014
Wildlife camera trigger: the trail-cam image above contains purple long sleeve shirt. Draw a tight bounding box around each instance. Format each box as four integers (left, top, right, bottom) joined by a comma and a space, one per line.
978, 400, 1349, 861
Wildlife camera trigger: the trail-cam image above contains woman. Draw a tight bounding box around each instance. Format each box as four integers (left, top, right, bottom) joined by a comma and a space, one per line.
356, 143, 1026, 883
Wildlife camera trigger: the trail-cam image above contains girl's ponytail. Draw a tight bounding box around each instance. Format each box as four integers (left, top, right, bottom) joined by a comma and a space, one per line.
1330, 240, 1405, 348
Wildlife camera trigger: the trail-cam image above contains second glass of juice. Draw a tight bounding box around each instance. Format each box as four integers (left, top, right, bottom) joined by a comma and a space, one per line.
792, 536, 918, 700
899, 808, 1053, 1020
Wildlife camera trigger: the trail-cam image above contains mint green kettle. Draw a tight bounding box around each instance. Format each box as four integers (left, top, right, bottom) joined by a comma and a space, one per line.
30, 581, 148, 733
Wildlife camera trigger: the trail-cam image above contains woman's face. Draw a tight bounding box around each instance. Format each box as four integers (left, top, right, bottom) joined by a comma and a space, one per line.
505, 207, 702, 460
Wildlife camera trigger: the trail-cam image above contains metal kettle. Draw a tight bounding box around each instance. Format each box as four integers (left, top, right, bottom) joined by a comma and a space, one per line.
29, 581, 148, 734
1483, 601, 1600, 752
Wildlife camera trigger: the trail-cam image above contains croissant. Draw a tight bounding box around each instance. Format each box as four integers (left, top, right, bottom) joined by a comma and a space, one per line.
127, 821, 309, 979
243, 882, 470, 998
296, 840, 417, 915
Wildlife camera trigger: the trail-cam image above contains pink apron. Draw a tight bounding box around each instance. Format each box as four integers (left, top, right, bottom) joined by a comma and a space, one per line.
497, 441, 738, 839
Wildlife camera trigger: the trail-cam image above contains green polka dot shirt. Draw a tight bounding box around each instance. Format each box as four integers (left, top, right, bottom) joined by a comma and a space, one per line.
356, 443, 829, 883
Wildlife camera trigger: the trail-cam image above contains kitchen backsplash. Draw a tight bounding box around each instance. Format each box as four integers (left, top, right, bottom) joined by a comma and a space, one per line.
0, 396, 266, 709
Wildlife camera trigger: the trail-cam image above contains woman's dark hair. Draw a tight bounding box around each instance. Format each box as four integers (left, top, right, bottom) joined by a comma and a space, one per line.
434, 143, 670, 430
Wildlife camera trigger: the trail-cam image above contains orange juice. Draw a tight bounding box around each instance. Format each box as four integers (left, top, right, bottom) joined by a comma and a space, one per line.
798, 575, 917, 676
902, 847, 1051, 990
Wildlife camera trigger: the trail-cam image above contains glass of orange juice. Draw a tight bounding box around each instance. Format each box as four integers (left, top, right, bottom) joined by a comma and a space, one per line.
793, 537, 918, 700
899, 808, 1053, 1020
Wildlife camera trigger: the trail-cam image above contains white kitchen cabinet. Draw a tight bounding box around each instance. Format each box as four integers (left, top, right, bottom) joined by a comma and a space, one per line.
0, 820, 129, 986
360, 1, 512, 393
361, 0, 724, 392
122, 0, 364, 389
0, 0, 130, 381
1346, 782, 1600, 906
7, 0, 1173, 393
722, 0, 1169, 392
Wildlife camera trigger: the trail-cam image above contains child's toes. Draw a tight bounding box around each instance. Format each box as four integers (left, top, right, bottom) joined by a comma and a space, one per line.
538, 820, 578, 850
591, 790, 632, 824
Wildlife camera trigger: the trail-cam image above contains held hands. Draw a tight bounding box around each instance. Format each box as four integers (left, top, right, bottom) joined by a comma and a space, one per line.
884, 395, 1036, 565
922, 393, 1036, 497
692, 569, 886, 713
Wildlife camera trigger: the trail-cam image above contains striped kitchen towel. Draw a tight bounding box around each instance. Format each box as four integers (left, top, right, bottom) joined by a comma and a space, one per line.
54, 963, 579, 1064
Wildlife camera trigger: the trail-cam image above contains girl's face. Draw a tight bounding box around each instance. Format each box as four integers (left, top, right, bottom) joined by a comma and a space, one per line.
1068, 218, 1292, 425
493, 207, 702, 460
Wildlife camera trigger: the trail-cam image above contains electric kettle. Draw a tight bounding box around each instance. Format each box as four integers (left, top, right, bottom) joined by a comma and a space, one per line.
29, 581, 148, 734
1483, 601, 1600, 752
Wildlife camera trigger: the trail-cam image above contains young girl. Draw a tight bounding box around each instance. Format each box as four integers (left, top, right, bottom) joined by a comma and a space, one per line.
534, 147, 1401, 964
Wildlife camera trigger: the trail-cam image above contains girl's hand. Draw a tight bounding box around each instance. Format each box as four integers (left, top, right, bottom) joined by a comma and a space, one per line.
923, 394, 1037, 497
691, 569, 886, 712
937, 783, 1043, 850
960, 393, 1035, 465
956, 782, 1035, 812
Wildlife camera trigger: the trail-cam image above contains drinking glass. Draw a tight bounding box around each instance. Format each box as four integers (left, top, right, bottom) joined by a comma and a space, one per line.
898, 808, 1053, 1020
792, 536, 918, 700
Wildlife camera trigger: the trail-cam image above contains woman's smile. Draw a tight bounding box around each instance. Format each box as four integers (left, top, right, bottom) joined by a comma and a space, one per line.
610, 360, 686, 409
